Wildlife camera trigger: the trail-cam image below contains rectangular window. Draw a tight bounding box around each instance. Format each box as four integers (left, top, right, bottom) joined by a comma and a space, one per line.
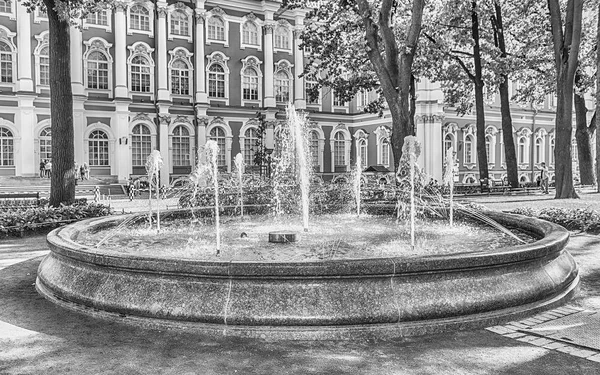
40, 56, 49, 85
1, 139, 13, 166
305, 82, 319, 104
208, 75, 225, 98
171, 70, 189, 95
208, 23, 225, 41
171, 19, 188, 36
0, 0, 11, 13
334, 142, 345, 166
131, 66, 151, 92
87, 10, 108, 26
243, 76, 259, 100
87, 61, 109, 90
465, 143, 472, 164
172, 138, 190, 166
0, 59, 11, 83
131, 14, 149, 31
333, 91, 346, 107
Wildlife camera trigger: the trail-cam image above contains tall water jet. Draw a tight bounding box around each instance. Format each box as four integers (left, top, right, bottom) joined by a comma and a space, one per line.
352, 154, 362, 217
401, 136, 420, 249
145, 150, 163, 232
205, 140, 221, 255
443, 147, 455, 226
286, 105, 312, 232
234, 153, 245, 218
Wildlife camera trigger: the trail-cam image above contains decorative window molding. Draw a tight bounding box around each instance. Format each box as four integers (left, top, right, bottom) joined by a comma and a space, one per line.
274, 59, 293, 104
127, 2, 154, 37
0, 0, 16, 20
168, 2, 193, 42
0, 26, 16, 86
485, 126, 498, 167
83, 37, 113, 96
329, 123, 351, 172
127, 42, 155, 98
353, 129, 369, 169
240, 13, 262, 50
83, 8, 112, 32
461, 123, 476, 168
206, 7, 229, 47
273, 19, 292, 53
33, 31, 49, 92
239, 119, 261, 172
168, 47, 193, 98
356, 89, 369, 111
516, 127, 532, 166
83, 122, 115, 170
534, 127, 547, 165
332, 89, 348, 112
374, 126, 391, 167
169, 119, 195, 168
307, 122, 325, 173
34, 7, 48, 23
463, 173, 477, 184
240, 56, 263, 107
304, 73, 321, 109
443, 122, 458, 154
129, 117, 158, 168
207, 117, 233, 172
206, 51, 230, 104
548, 129, 555, 167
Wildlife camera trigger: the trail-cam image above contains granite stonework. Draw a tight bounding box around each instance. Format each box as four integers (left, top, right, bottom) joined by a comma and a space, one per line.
36, 211, 579, 340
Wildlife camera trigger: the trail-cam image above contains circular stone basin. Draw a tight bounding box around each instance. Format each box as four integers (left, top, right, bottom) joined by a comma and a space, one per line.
36, 210, 579, 340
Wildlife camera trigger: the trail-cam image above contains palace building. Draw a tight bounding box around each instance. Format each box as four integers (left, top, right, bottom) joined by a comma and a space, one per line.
0, 0, 592, 185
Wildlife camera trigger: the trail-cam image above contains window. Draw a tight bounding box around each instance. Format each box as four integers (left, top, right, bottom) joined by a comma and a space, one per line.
86, 10, 108, 26
87, 51, 109, 90
0, 0, 11, 13
0, 41, 12, 83
465, 135, 473, 164
334, 132, 346, 166
171, 59, 190, 95
550, 138, 555, 165
444, 134, 453, 152
0, 126, 13, 166
88, 130, 109, 166
305, 74, 319, 104
381, 138, 390, 166
309, 131, 319, 167
209, 127, 226, 167
172, 126, 190, 167
535, 138, 543, 164
242, 21, 259, 46
333, 91, 346, 107
39, 127, 51, 163
485, 135, 492, 161
208, 17, 225, 41
357, 90, 368, 109
39, 46, 49, 86
170, 10, 189, 36
243, 127, 258, 166
131, 56, 151, 93
242, 67, 259, 101
130, 5, 150, 31
275, 71, 291, 103
358, 139, 367, 169
274, 26, 290, 50
132, 124, 152, 166
518, 137, 526, 164
208, 64, 225, 98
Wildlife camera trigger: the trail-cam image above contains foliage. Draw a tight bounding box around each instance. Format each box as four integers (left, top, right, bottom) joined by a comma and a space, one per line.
509, 206, 600, 233
0, 203, 112, 236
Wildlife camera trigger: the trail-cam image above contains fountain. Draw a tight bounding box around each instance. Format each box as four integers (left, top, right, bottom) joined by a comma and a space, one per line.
234, 153, 245, 218
36, 106, 579, 340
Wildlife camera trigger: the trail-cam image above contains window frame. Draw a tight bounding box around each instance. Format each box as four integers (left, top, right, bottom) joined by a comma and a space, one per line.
83, 37, 114, 96
0, 39, 15, 85
127, 42, 155, 99
273, 23, 292, 53
168, 47, 193, 98
240, 17, 262, 50
127, 2, 155, 37
168, 4, 193, 42
205, 8, 229, 47
240, 56, 263, 106
171, 124, 192, 167
88, 130, 110, 167
0, 0, 16, 20
206, 52, 230, 104
0, 125, 14, 167
131, 123, 153, 167
83, 8, 112, 32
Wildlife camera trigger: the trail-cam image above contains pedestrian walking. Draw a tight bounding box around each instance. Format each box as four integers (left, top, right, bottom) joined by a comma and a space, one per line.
39, 160, 46, 178
44, 160, 52, 178
540, 162, 549, 194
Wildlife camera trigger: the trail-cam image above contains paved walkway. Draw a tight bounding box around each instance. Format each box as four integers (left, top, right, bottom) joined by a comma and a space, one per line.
1, 219, 600, 374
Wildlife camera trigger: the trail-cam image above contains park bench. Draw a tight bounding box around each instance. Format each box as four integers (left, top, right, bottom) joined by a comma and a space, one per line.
0, 192, 41, 209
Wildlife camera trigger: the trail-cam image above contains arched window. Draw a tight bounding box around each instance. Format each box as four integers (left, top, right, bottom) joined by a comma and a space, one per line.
39, 127, 52, 164
208, 64, 225, 98
274, 26, 290, 49
88, 130, 109, 166
358, 139, 367, 169
130, 5, 150, 31
242, 67, 259, 101
209, 126, 227, 167
275, 71, 291, 103
535, 138, 543, 164
170, 10, 188, 36
242, 21, 259, 46
0, 1, 11, 13
485, 135, 492, 160
39, 46, 49, 86
0, 127, 14, 166
87, 51, 109, 89
131, 56, 151, 92
518, 137, 526, 164
0, 41, 13, 83
334, 132, 346, 166
309, 131, 319, 167
171, 59, 190, 95
444, 134, 453, 152
550, 138, 555, 165
305, 74, 319, 105
172, 125, 190, 167
132, 124, 152, 166
464, 135, 473, 164
207, 17, 225, 41
243, 127, 258, 167
381, 138, 390, 166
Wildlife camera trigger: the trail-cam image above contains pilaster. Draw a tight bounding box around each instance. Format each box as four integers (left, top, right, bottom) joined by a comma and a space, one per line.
157, 110, 171, 186
114, 1, 129, 98
115, 102, 131, 182
70, 21, 85, 96
293, 23, 305, 109
156, 2, 170, 102
16, 0, 33, 92
263, 13, 275, 108
194, 5, 208, 103
16, 96, 35, 175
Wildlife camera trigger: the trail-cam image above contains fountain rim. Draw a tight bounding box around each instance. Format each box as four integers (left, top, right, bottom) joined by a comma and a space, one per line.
46, 209, 569, 278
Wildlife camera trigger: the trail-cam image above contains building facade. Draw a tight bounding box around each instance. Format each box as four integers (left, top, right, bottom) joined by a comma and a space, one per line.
0, 0, 592, 185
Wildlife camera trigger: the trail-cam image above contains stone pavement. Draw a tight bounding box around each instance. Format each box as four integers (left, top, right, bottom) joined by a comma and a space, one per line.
1, 220, 600, 374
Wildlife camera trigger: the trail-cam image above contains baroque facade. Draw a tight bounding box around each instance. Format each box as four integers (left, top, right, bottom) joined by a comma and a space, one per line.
0, 0, 592, 185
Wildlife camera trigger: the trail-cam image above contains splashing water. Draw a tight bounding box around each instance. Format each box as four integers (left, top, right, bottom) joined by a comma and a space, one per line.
234, 153, 245, 218
145, 150, 163, 232
286, 105, 312, 232
442, 147, 455, 226
205, 140, 221, 255
352, 154, 362, 217
399, 136, 420, 249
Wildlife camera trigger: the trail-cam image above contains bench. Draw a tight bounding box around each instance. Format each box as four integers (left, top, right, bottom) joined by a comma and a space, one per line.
0, 192, 41, 208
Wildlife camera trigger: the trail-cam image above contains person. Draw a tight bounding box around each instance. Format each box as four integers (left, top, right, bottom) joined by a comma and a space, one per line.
540, 162, 549, 194
83, 162, 90, 180
39, 160, 46, 178
45, 159, 52, 178
74, 162, 80, 180
80, 163, 86, 180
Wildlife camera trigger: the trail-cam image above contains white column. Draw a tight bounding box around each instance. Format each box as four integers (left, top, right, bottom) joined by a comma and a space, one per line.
16, 0, 33, 92
158, 114, 171, 186
156, 2, 170, 101
263, 13, 275, 108
196, 115, 208, 156
70, 21, 85, 96
115, 103, 131, 182
194, 5, 207, 103
114, 2, 129, 98
293, 22, 305, 109
73, 99, 85, 165
16, 97, 35, 175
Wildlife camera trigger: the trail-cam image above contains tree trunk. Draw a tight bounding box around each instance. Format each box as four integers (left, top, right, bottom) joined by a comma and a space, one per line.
596, 5, 600, 192
554, 82, 579, 198
46, 0, 76, 206
410, 74, 416, 136
472, 0, 488, 181
574, 92, 594, 184
492, 0, 518, 188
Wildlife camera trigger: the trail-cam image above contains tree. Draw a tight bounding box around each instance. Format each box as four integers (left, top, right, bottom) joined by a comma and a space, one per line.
596, 4, 600, 191
284, 0, 425, 168
24, 0, 111, 206
547, 0, 584, 198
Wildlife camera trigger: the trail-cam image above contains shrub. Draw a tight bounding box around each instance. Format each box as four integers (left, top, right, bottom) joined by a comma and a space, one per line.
509, 207, 600, 232
0, 203, 113, 237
